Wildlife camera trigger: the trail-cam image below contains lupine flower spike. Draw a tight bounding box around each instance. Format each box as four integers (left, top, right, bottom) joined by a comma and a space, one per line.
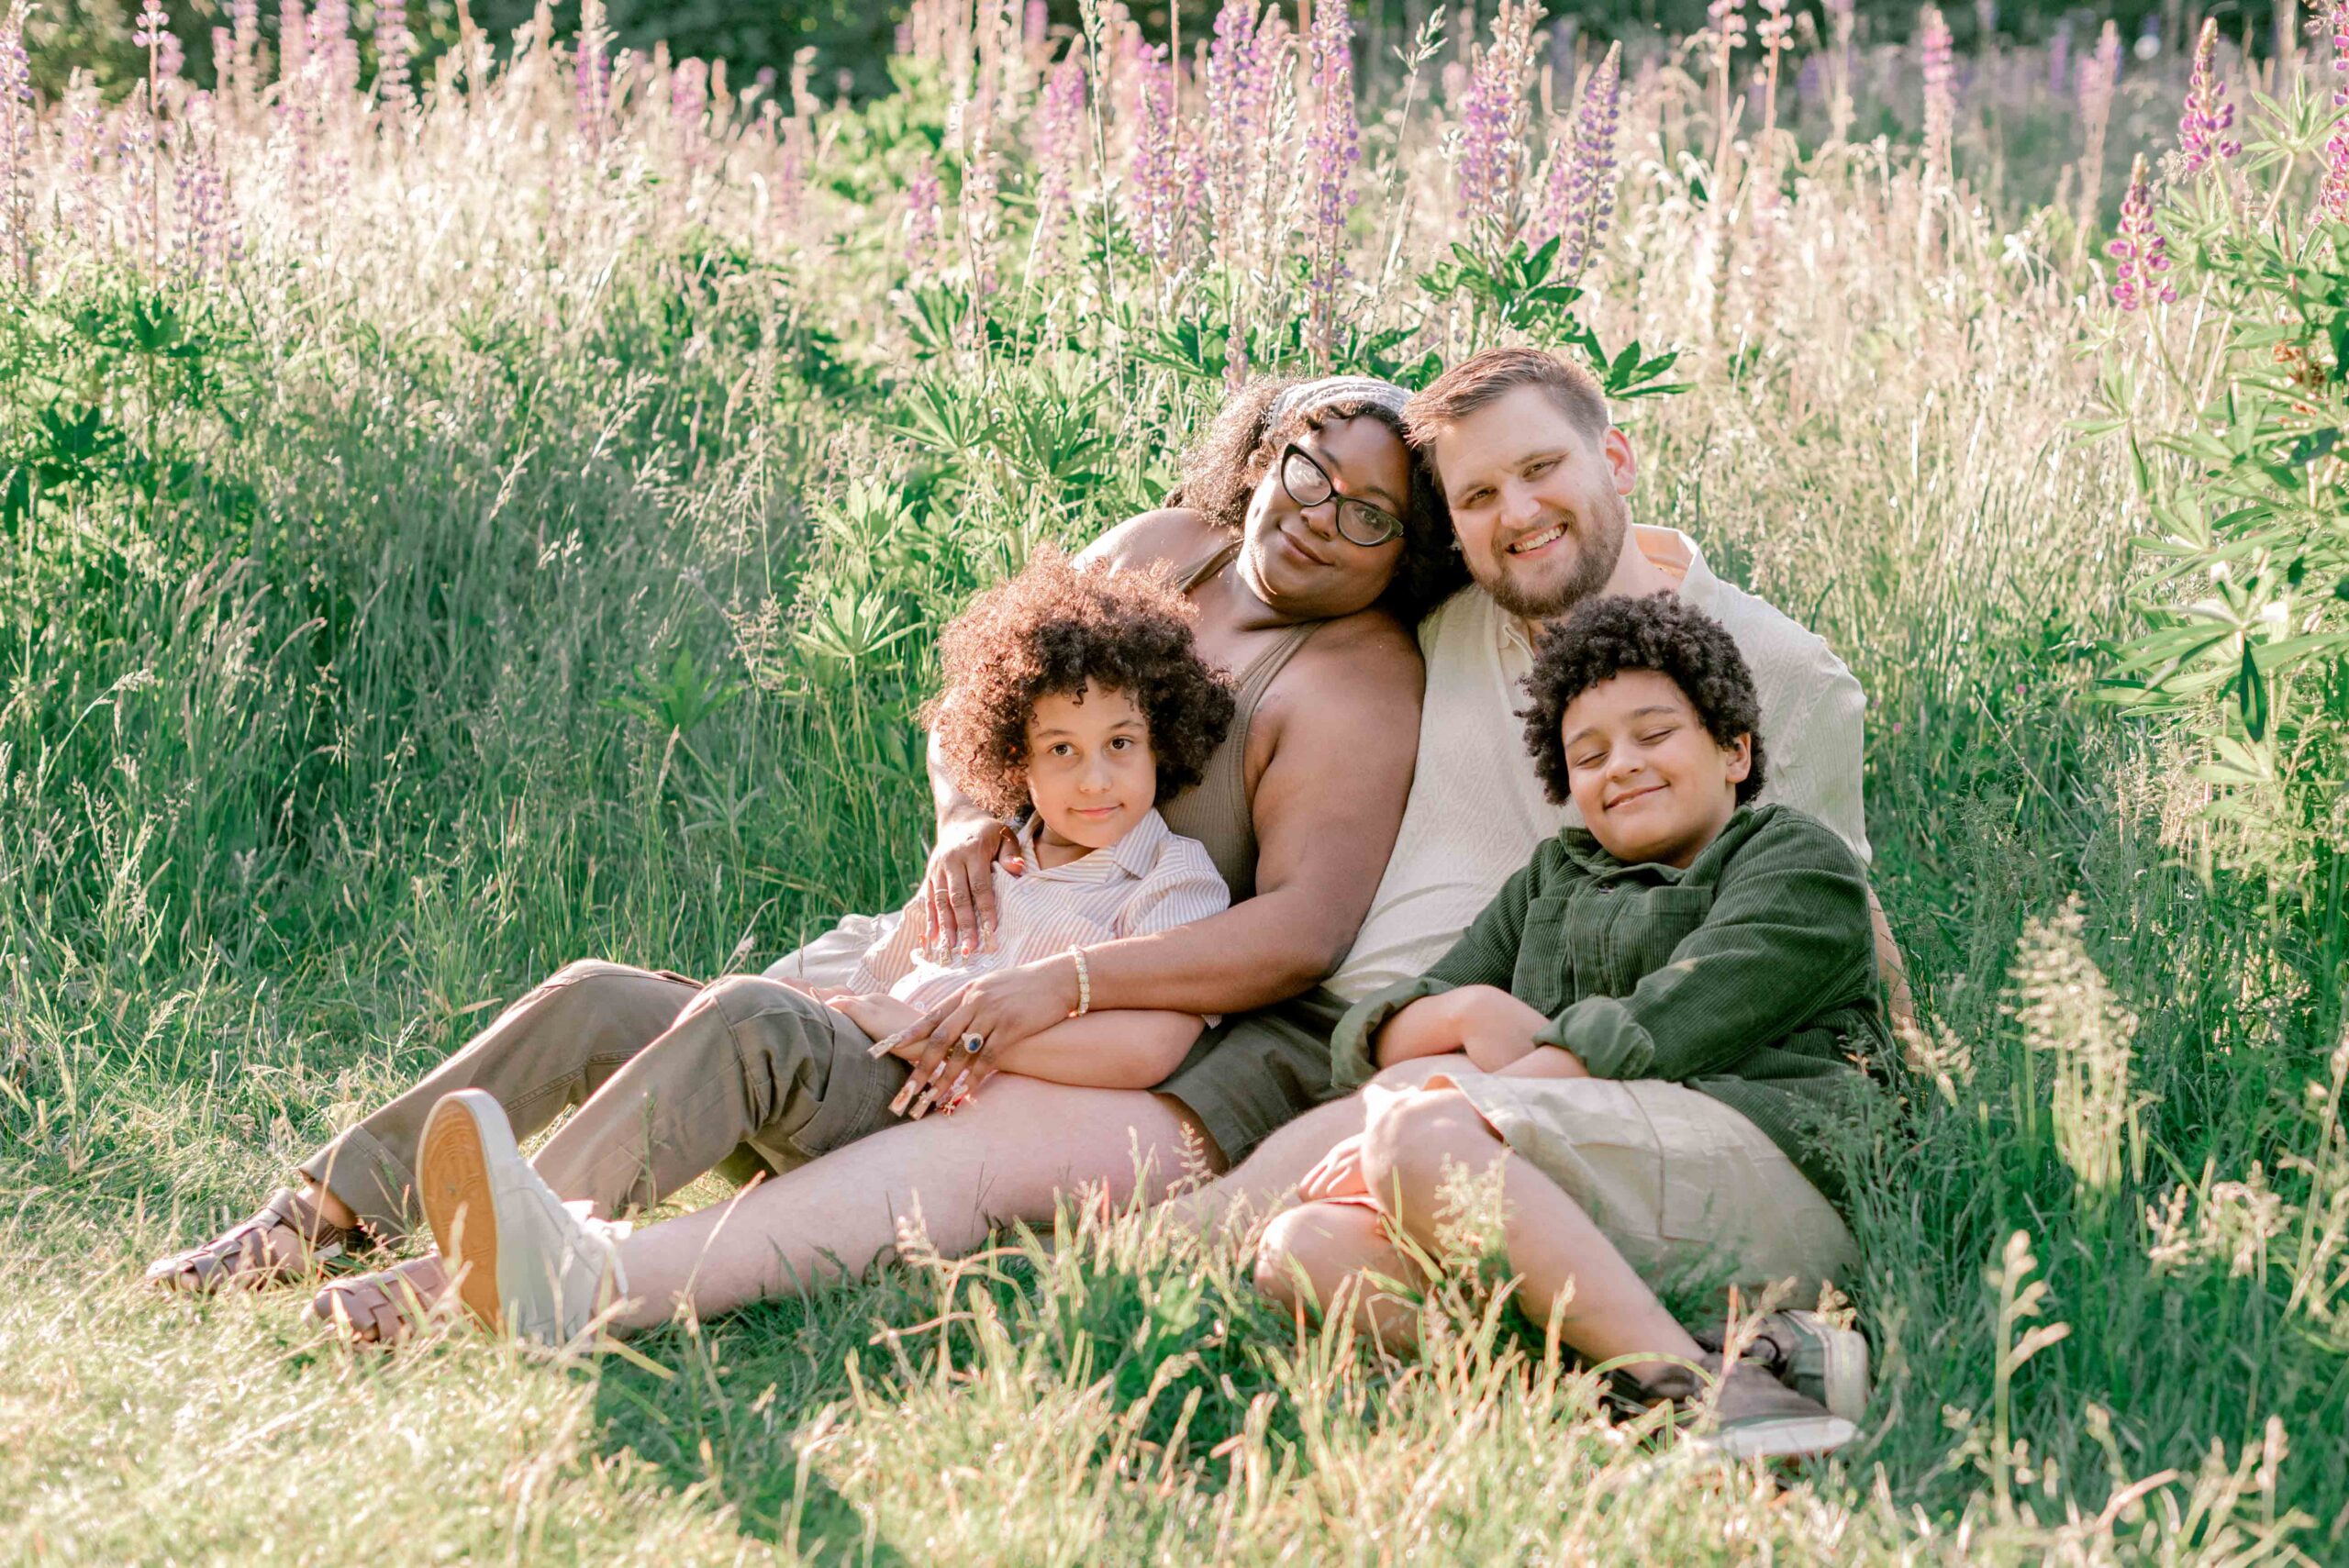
1455, 0, 1540, 243
2110, 154, 2176, 312
2321, 1, 2349, 225
1302, 0, 1360, 360
0, 1, 28, 287
1539, 42, 1620, 277
2176, 18, 2240, 177
1920, 6, 1954, 185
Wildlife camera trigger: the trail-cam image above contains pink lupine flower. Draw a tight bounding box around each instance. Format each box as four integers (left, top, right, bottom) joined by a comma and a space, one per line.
1708, 0, 1747, 54
1302, 0, 1361, 357
1126, 43, 1188, 265
2176, 18, 2239, 175
374, 0, 412, 112
961, 129, 1002, 300
576, 0, 613, 148
1024, 0, 1047, 50
2321, 2, 2349, 224
309, 0, 356, 97
1454, 0, 1540, 239
230, 0, 260, 95
0, 2, 28, 286
280, 1, 309, 84
2109, 155, 2176, 311
1920, 6, 1954, 179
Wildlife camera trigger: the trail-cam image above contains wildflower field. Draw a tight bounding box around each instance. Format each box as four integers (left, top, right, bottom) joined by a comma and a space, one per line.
3, 0, 2346, 1560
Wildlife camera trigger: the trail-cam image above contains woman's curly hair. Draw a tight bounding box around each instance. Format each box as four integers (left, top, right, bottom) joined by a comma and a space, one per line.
1170, 377, 1465, 623
1517, 592, 1768, 807
923, 548, 1238, 818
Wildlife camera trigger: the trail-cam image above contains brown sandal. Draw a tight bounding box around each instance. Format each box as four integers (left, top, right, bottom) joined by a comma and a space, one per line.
144, 1186, 359, 1294
308, 1255, 451, 1347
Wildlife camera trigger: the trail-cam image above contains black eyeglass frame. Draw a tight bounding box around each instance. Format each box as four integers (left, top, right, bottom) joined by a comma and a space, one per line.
1276, 442, 1407, 550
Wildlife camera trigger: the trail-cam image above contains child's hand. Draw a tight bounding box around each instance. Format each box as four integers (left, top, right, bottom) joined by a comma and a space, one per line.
1297, 1132, 1370, 1202
825, 993, 925, 1053
1375, 985, 1548, 1070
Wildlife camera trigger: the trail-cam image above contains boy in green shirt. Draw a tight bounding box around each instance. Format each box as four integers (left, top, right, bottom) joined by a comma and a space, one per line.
1253, 592, 1887, 1460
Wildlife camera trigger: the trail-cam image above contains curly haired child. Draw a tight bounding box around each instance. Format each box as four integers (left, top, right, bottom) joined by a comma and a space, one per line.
818, 547, 1242, 1117
1252, 592, 1889, 1462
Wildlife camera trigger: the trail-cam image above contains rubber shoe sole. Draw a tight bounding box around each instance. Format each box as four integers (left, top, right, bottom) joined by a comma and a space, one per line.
418, 1089, 512, 1335
1697, 1410, 1859, 1462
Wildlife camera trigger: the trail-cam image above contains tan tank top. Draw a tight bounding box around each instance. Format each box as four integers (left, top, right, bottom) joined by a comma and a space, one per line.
1158, 539, 1321, 902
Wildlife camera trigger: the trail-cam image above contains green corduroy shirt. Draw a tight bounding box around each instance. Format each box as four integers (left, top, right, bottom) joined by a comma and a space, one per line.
1330, 803, 1888, 1208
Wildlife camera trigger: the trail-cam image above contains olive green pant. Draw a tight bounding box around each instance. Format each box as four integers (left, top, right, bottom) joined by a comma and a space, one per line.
299, 961, 910, 1239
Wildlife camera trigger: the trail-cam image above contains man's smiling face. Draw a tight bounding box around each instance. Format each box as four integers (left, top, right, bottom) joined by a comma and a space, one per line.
1431, 384, 1639, 622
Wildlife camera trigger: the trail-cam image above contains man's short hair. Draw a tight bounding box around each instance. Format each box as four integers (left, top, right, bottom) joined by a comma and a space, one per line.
1517, 592, 1768, 808
1402, 347, 1611, 453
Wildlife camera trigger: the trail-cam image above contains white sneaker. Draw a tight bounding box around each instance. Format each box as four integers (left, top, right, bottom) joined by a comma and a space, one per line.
417, 1089, 630, 1346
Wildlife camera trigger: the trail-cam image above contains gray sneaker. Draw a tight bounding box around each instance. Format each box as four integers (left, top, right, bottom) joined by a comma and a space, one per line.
1622, 1352, 1859, 1462
1693, 1309, 1870, 1423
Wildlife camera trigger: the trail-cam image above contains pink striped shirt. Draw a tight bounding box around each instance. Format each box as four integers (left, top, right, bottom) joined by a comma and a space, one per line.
847, 809, 1231, 1012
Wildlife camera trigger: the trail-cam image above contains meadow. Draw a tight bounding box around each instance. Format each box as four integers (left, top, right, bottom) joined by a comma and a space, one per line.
2, 0, 2345, 1561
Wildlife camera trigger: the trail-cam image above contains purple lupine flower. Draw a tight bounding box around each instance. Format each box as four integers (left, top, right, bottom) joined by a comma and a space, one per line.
1034, 49, 1085, 246
2048, 18, 2072, 96
1454, 0, 1540, 240
1302, 0, 1361, 359
2321, 1, 2349, 224
1796, 53, 1821, 105
0, 2, 29, 286
1127, 42, 1187, 265
173, 117, 239, 279
1024, 0, 1047, 50
1204, 0, 1270, 254
903, 153, 943, 275
374, 0, 412, 111
576, 0, 612, 148
2176, 18, 2240, 176
1920, 6, 1954, 177
2109, 155, 2176, 310
961, 128, 1002, 300
1553, 41, 1620, 274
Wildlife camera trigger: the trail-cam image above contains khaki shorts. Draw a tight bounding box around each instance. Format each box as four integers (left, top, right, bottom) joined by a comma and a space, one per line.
1448, 1073, 1858, 1297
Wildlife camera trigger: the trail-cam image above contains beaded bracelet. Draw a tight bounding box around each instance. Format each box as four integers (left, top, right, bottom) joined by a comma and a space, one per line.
1067, 947, 1092, 1018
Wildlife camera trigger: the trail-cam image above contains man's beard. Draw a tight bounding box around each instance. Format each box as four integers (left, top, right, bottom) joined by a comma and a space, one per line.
1467, 496, 1629, 622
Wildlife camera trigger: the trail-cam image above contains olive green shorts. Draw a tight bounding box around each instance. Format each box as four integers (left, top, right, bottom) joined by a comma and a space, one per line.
1153, 987, 1353, 1166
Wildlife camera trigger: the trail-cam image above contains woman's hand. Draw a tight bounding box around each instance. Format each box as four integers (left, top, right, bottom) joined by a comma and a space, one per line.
888, 954, 1083, 1119
823, 992, 924, 1051
921, 815, 1023, 958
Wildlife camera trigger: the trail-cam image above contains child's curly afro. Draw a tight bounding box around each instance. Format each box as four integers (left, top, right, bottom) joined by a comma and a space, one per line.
1517, 592, 1768, 807
924, 548, 1238, 819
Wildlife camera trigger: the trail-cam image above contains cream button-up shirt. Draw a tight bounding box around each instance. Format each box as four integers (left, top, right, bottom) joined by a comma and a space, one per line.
1329, 525, 1870, 1002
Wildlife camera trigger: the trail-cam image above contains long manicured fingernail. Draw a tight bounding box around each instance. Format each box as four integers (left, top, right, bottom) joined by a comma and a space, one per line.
945, 1069, 970, 1100
889, 1080, 919, 1116
867, 1033, 900, 1059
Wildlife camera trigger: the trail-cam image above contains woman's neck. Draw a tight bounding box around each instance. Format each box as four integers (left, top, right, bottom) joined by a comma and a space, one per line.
1212, 546, 1316, 632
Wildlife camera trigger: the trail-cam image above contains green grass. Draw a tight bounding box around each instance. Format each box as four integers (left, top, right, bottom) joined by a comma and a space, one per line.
2, 18, 2344, 1565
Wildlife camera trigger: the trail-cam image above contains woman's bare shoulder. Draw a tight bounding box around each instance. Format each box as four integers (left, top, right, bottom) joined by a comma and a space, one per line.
1300, 606, 1422, 682
1077, 507, 1220, 572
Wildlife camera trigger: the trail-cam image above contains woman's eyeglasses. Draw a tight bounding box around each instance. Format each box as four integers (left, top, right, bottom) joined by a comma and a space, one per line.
1278, 443, 1405, 550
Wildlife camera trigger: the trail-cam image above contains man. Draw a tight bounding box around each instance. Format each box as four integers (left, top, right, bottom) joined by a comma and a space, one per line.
1189, 344, 1885, 1219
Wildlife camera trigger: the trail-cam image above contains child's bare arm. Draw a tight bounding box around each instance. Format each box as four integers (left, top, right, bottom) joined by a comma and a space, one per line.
985, 1010, 1207, 1090
1375, 985, 1552, 1072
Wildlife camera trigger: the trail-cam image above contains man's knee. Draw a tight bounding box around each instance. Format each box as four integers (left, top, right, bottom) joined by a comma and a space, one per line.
679, 973, 827, 1036
1359, 1088, 1499, 1210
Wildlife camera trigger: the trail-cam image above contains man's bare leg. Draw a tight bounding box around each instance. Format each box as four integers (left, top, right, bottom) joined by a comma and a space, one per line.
607, 1076, 1208, 1331
1163, 1053, 1468, 1237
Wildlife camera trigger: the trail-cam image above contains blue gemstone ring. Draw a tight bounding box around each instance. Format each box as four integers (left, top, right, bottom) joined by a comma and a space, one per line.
961, 1032, 985, 1056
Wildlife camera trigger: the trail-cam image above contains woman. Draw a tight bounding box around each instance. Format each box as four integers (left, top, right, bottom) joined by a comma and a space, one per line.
146, 374, 1461, 1340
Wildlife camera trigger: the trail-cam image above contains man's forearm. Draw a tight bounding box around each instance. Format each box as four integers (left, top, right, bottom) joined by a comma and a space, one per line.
927, 728, 993, 832
1086, 890, 1355, 1017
